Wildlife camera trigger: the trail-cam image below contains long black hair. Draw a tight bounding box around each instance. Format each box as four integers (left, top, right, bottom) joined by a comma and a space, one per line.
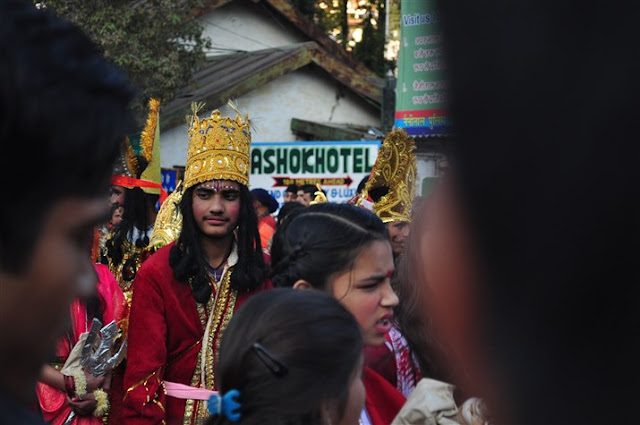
208, 288, 363, 425
170, 184, 267, 303
103, 187, 158, 265
270, 203, 388, 290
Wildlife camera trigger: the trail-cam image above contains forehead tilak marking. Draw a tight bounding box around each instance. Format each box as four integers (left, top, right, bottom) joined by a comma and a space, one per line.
199, 181, 239, 192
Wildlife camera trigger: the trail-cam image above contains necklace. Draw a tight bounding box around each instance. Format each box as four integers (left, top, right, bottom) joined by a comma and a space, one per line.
205, 247, 232, 285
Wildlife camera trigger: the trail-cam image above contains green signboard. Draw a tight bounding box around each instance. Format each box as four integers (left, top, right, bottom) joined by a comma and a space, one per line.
395, 0, 450, 136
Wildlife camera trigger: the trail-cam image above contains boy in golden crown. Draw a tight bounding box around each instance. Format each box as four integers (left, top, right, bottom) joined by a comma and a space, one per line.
110, 103, 270, 424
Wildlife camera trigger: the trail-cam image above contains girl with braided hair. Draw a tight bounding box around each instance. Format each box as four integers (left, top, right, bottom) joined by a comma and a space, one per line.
206, 288, 365, 425
270, 203, 406, 425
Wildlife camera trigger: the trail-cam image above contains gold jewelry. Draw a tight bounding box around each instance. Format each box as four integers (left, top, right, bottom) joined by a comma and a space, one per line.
183, 101, 251, 190
358, 128, 417, 223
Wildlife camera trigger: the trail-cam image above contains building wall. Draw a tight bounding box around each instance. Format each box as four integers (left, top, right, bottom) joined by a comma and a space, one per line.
199, 0, 307, 56
416, 152, 447, 197
160, 66, 380, 168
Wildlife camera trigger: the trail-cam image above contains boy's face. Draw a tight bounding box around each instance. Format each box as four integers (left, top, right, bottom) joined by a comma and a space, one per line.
0, 196, 109, 393
284, 190, 297, 203
192, 180, 242, 239
296, 190, 312, 206
110, 185, 126, 206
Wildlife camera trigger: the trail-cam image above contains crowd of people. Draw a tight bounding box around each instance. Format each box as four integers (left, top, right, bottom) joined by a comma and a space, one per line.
1, 1, 639, 425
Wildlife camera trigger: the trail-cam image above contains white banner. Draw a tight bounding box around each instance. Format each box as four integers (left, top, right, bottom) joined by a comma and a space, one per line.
249, 141, 381, 207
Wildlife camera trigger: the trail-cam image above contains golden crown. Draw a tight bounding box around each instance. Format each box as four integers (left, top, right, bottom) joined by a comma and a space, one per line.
359, 128, 417, 223
184, 101, 251, 190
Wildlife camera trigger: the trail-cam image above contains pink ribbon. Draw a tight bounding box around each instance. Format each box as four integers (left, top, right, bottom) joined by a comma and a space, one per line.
164, 381, 218, 401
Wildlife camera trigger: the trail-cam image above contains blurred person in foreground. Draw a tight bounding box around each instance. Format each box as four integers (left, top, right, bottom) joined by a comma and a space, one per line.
206, 288, 365, 425
36, 261, 127, 425
0, 0, 134, 422
424, 0, 640, 423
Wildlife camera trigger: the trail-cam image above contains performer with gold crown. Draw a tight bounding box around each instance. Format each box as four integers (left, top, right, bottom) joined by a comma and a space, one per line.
111, 102, 270, 425
355, 127, 418, 262
352, 128, 424, 398
100, 98, 167, 306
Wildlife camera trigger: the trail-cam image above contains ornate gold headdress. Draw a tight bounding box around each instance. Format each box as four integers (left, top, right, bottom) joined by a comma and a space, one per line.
183, 101, 251, 190
114, 98, 161, 181
112, 98, 164, 200
357, 128, 417, 223
149, 181, 183, 251
309, 183, 328, 205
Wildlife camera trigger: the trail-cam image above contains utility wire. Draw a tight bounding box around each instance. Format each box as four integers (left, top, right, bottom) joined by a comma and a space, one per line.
200, 17, 277, 50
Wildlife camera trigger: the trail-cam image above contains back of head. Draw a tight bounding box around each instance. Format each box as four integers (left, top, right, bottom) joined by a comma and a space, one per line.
0, 0, 135, 273
285, 184, 299, 194
276, 201, 305, 227
438, 0, 640, 422
270, 203, 387, 290
299, 184, 317, 196
213, 288, 363, 425
250, 188, 277, 214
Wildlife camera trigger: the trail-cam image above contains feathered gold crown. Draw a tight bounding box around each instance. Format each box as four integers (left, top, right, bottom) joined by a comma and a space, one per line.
184, 101, 251, 190
358, 128, 417, 223
114, 98, 161, 187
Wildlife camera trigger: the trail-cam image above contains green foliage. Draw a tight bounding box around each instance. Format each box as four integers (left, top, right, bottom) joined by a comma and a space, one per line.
289, 0, 397, 77
38, 0, 211, 119
352, 0, 392, 77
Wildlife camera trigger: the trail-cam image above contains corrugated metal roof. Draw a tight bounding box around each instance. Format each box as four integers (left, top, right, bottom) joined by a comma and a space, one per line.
161, 42, 383, 130
161, 43, 314, 130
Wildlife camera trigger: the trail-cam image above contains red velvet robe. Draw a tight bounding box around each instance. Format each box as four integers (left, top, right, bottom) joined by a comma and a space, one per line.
109, 243, 270, 425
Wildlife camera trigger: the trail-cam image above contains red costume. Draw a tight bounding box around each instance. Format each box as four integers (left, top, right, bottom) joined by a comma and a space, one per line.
110, 243, 270, 425
364, 325, 422, 398
363, 366, 407, 425
36, 264, 127, 425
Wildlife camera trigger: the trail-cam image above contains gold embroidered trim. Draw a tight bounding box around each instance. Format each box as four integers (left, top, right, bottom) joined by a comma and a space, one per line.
102, 237, 145, 307
124, 367, 163, 400
152, 398, 166, 413
183, 267, 237, 425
